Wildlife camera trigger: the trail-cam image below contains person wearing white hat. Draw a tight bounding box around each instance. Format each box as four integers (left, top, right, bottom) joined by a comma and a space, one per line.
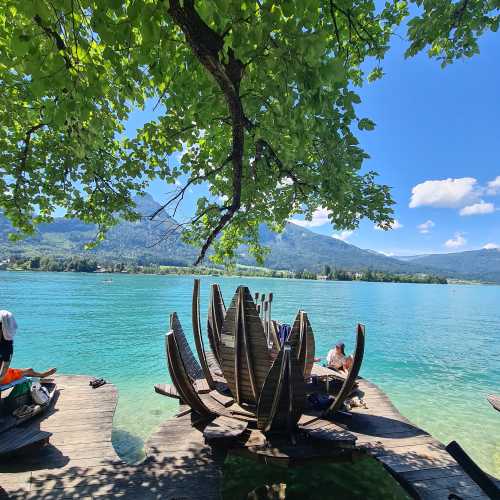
0, 310, 57, 385
0, 310, 17, 380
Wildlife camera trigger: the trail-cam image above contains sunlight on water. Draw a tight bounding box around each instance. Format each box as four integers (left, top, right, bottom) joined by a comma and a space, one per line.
1, 272, 499, 476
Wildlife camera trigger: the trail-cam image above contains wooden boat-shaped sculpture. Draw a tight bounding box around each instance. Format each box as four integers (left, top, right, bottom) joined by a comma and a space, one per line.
257, 342, 306, 432
155, 312, 210, 399
218, 286, 272, 406
207, 283, 226, 367
288, 311, 315, 378
156, 280, 363, 460
192, 279, 215, 389
165, 329, 213, 419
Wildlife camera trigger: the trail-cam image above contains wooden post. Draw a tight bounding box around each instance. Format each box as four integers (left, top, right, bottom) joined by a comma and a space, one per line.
268, 293, 273, 348
260, 294, 266, 321
264, 301, 269, 347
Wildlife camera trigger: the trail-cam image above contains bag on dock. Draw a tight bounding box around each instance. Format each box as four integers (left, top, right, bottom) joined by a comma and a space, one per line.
30, 382, 50, 406
4, 379, 32, 411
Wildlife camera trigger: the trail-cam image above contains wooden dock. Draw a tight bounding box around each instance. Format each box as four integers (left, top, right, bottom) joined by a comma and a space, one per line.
344, 378, 498, 499
0, 373, 497, 499
0, 375, 223, 499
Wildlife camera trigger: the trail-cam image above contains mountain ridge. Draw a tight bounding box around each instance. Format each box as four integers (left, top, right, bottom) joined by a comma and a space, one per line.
1, 194, 499, 282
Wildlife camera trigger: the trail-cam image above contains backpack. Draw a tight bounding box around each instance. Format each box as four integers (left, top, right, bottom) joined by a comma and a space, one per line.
4, 379, 32, 411
31, 382, 50, 406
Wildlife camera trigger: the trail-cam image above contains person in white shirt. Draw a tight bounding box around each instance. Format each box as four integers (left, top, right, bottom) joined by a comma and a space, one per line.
326, 341, 353, 374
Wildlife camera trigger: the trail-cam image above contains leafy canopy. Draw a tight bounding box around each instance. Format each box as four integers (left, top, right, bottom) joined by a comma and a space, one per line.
1, 0, 497, 263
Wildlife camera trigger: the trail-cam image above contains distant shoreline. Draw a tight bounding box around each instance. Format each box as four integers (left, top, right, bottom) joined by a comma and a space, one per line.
0, 257, 456, 285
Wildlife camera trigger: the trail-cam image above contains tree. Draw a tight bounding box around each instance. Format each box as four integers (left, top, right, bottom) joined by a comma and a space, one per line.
1, 1, 497, 264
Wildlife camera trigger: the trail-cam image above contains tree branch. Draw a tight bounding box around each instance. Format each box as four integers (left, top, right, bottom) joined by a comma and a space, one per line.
167, 0, 252, 265
34, 14, 73, 69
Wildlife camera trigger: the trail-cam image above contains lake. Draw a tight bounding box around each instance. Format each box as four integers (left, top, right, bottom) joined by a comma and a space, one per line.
1, 271, 498, 479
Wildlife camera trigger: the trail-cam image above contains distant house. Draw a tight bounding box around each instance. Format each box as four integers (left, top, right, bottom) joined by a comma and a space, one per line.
317, 275, 328, 280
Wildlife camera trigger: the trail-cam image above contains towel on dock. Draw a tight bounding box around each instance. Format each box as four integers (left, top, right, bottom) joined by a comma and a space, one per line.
0, 310, 17, 340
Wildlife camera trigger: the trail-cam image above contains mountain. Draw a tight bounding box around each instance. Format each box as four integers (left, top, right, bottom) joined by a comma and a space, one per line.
1, 194, 500, 282
395, 249, 500, 283
237, 223, 430, 274
0, 195, 198, 266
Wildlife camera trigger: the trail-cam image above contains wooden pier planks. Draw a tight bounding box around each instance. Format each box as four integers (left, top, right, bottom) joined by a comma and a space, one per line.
0, 374, 224, 500
203, 416, 248, 440
344, 377, 494, 499
1, 371, 495, 500
219, 286, 272, 405
145, 412, 225, 499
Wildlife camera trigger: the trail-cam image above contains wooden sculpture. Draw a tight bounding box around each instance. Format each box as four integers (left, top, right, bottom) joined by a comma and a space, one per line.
219, 286, 272, 405
207, 283, 226, 366
159, 281, 366, 443
288, 311, 315, 378
192, 279, 215, 388
170, 312, 203, 381
165, 329, 213, 418
257, 342, 306, 432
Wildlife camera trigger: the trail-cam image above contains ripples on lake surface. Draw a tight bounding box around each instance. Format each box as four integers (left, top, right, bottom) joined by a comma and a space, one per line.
1, 272, 499, 478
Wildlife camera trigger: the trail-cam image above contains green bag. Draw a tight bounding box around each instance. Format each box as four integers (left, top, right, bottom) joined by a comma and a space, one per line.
4, 379, 32, 412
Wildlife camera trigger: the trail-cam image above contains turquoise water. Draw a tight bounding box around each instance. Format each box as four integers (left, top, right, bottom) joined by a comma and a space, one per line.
1, 271, 499, 476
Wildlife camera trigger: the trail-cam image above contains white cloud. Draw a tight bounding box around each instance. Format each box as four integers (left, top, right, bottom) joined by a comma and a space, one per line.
409, 177, 479, 208
487, 176, 500, 195
291, 207, 330, 228
444, 232, 467, 249
332, 230, 353, 241
483, 243, 499, 250
374, 219, 403, 231
417, 220, 435, 234
459, 200, 495, 216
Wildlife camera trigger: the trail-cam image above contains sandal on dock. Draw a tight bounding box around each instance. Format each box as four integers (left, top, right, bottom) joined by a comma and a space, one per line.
89, 378, 106, 389
13, 405, 36, 419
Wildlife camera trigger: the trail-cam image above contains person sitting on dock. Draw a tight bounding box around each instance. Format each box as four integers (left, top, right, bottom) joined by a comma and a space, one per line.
326, 341, 353, 374
1, 366, 57, 386
0, 310, 17, 381
1, 310, 57, 386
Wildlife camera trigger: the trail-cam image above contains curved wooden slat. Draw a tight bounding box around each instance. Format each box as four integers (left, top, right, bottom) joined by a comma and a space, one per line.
219, 286, 272, 405
270, 320, 281, 353
487, 394, 500, 412
288, 311, 315, 378
323, 324, 365, 416
166, 330, 213, 418
207, 284, 226, 365
256, 342, 306, 432
445, 440, 500, 499
192, 279, 215, 389
170, 312, 203, 381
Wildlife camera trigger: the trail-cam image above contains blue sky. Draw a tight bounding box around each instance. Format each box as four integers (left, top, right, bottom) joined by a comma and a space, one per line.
128, 30, 500, 257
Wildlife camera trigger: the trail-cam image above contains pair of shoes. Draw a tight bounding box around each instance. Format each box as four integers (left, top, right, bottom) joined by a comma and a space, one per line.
89, 378, 106, 389
13, 404, 36, 419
